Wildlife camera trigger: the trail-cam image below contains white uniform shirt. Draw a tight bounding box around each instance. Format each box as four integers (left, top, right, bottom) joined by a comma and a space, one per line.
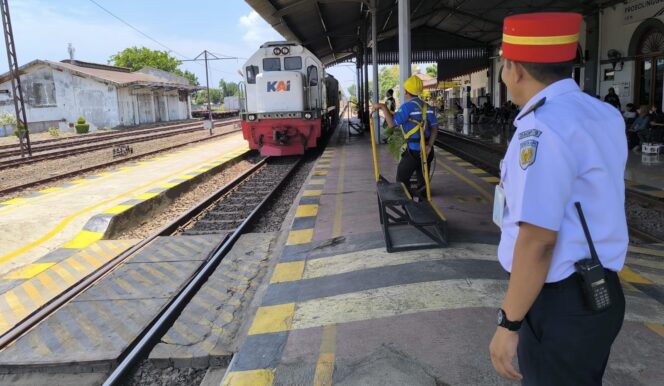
497, 79, 628, 283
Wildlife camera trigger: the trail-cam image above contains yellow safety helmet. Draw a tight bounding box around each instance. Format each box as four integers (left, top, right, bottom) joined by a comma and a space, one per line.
403, 75, 423, 96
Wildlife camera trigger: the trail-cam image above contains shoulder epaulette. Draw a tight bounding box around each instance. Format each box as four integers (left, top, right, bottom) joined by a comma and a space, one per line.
517, 97, 546, 121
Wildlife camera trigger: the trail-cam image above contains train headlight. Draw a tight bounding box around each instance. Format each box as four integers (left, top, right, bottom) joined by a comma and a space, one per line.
273, 47, 282, 55
248, 114, 257, 121
281, 46, 290, 55
304, 112, 312, 119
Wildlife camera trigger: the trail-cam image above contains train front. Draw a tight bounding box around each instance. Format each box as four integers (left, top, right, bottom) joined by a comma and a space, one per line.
240, 42, 323, 156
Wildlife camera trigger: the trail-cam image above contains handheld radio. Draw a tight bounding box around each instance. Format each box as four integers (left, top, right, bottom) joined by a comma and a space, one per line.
574, 202, 612, 311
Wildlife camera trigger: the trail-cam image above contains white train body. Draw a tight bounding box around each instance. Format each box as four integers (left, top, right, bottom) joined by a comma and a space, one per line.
240, 41, 336, 156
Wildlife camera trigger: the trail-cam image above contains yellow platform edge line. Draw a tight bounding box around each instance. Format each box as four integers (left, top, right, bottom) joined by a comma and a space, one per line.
61, 230, 104, 250
222, 369, 274, 386
270, 261, 305, 284
248, 303, 295, 335
287, 229, 314, 245
303, 190, 323, 197
295, 204, 318, 218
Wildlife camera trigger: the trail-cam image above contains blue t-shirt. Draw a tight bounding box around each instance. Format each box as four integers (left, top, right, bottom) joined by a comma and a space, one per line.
393, 97, 438, 151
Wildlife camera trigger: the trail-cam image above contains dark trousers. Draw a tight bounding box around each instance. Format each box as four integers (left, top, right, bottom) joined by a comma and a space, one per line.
518, 270, 625, 386
396, 149, 434, 191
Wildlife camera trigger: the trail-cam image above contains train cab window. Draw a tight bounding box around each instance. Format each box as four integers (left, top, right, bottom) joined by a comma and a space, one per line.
284, 56, 302, 70
246, 65, 258, 84
307, 65, 319, 86
263, 58, 281, 71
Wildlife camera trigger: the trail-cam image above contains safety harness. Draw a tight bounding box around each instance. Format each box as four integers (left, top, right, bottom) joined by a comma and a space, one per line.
403, 99, 429, 151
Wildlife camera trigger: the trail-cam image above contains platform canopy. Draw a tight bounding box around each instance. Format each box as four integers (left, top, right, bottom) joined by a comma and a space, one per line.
246, 0, 623, 74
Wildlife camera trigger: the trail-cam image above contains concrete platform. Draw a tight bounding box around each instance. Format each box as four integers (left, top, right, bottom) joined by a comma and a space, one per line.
222, 120, 664, 386
445, 122, 664, 199
0, 131, 249, 277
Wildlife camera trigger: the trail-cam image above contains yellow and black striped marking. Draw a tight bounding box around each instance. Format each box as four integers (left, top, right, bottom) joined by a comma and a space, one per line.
222, 149, 335, 385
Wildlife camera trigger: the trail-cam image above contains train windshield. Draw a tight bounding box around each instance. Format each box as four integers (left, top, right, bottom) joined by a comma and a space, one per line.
263, 58, 281, 71
284, 56, 302, 70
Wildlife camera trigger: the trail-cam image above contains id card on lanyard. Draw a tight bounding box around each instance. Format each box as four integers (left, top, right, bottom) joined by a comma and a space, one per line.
493, 158, 506, 229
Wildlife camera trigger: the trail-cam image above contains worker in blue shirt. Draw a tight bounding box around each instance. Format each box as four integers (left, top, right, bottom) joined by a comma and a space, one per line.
373, 75, 438, 196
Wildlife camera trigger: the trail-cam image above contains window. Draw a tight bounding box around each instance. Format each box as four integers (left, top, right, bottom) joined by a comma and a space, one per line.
31, 82, 56, 107
262, 58, 281, 71
307, 65, 318, 86
284, 56, 302, 70
246, 65, 259, 84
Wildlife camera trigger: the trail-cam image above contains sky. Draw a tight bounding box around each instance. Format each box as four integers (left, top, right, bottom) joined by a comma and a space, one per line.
1, 0, 359, 94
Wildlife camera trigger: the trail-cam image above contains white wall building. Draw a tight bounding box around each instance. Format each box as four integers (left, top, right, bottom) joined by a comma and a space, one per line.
0, 60, 195, 134
597, 1, 664, 111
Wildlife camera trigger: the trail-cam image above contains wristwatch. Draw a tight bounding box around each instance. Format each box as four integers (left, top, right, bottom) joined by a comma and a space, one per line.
497, 309, 522, 331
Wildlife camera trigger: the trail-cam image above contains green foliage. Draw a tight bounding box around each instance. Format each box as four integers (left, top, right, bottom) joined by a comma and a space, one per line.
383, 124, 404, 161
425, 64, 437, 78
347, 84, 356, 97
0, 112, 17, 126
110, 47, 181, 72
193, 89, 223, 105
218, 79, 240, 97
110, 46, 199, 86
174, 69, 199, 86
378, 65, 399, 98
48, 127, 60, 137
75, 116, 89, 134
13, 122, 28, 138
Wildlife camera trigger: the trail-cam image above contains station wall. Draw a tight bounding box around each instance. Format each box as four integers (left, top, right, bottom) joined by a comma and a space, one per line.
0, 64, 193, 135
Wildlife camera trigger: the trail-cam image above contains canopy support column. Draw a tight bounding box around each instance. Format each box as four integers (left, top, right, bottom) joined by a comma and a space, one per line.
398, 0, 411, 104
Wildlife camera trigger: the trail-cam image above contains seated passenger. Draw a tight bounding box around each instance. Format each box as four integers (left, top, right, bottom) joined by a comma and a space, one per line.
622, 103, 637, 125
629, 105, 651, 151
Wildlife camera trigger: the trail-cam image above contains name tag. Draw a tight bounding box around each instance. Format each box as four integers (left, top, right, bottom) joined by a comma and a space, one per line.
493, 185, 505, 229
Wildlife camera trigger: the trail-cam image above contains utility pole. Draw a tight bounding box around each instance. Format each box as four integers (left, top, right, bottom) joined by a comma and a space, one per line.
1, 0, 31, 157
182, 50, 237, 135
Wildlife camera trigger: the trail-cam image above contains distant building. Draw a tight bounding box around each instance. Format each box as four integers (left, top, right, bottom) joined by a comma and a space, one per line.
0, 59, 196, 134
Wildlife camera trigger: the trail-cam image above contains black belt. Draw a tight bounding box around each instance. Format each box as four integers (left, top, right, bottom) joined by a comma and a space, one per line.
542, 269, 618, 289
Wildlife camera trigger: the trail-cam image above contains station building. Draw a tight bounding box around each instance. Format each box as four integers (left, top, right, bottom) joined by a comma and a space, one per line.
0, 59, 196, 134
457, 1, 664, 113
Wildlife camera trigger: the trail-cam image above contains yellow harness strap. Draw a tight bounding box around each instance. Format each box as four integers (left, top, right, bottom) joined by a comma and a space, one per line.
402, 100, 429, 150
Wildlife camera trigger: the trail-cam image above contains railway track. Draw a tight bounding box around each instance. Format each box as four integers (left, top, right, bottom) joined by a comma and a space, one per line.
436, 129, 664, 244
0, 154, 301, 358
0, 118, 240, 170
0, 123, 242, 196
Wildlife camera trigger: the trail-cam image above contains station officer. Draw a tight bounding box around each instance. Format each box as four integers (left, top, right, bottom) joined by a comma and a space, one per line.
372, 75, 438, 196
489, 12, 628, 385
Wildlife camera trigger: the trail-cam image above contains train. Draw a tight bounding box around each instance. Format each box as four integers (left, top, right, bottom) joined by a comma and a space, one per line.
240, 41, 340, 156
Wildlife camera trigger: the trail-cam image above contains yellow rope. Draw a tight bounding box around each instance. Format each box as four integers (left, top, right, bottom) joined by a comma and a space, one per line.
368, 112, 380, 182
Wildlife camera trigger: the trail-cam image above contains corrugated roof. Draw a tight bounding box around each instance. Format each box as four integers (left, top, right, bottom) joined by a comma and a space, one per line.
0, 59, 197, 90
246, 0, 625, 68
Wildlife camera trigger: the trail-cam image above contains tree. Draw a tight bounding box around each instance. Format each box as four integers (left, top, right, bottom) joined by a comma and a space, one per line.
110, 47, 199, 86
176, 70, 199, 86
378, 65, 399, 98
347, 84, 356, 97
110, 47, 180, 72
193, 89, 223, 105
426, 64, 437, 78
218, 79, 239, 97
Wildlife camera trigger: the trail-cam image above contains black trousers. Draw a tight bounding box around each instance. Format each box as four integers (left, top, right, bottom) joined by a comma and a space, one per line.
396, 149, 434, 191
518, 270, 625, 386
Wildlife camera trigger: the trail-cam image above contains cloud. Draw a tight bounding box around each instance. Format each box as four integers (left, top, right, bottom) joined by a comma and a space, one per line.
238, 10, 282, 44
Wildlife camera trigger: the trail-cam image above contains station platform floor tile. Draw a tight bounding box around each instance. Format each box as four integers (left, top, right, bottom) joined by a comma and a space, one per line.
0, 132, 248, 277
223, 122, 664, 386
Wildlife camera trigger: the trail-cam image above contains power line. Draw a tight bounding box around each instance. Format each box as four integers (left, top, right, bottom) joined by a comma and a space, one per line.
86, 0, 237, 77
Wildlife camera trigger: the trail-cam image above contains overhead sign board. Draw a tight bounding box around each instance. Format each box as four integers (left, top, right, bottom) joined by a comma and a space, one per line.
623, 0, 664, 25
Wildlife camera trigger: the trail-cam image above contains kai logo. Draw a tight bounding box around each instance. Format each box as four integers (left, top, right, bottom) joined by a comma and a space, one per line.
267, 80, 291, 92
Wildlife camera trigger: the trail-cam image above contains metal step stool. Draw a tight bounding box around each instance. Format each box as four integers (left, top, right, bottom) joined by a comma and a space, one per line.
376, 177, 448, 252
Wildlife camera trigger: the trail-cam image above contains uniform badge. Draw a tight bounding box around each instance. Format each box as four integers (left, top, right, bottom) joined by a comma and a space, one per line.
519, 140, 538, 170
518, 129, 542, 140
